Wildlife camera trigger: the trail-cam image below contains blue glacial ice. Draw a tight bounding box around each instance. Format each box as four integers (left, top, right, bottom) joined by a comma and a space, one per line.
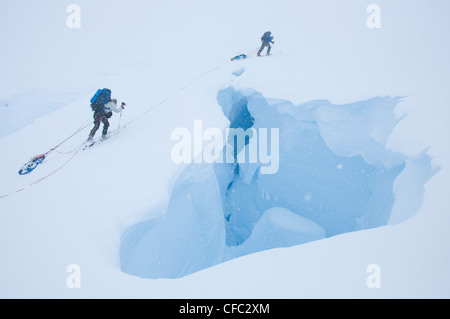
120, 87, 433, 279
232, 67, 246, 77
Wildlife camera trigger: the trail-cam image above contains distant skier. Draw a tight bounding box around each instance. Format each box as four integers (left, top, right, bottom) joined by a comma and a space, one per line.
257, 31, 274, 56
87, 88, 125, 142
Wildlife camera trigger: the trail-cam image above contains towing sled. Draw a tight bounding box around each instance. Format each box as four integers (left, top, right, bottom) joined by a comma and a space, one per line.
18, 154, 46, 175
231, 54, 247, 61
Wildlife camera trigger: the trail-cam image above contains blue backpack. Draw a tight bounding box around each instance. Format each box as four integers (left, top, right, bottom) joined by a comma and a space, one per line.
90, 88, 111, 111
261, 31, 271, 42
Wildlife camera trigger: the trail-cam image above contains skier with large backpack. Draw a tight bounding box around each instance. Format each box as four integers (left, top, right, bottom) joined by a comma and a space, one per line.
87, 88, 125, 142
257, 31, 274, 56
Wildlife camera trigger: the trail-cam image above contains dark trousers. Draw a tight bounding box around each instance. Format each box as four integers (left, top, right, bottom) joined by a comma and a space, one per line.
257, 41, 271, 55
88, 111, 111, 140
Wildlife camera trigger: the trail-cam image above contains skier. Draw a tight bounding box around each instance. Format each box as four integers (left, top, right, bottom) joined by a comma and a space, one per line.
87, 89, 125, 141
257, 31, 274, 56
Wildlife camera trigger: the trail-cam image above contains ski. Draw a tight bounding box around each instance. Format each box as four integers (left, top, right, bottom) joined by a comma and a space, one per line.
82, 128, 121, 151
253, 52, 282, 59
82, 140, 96, 150
82, 136, 109, 150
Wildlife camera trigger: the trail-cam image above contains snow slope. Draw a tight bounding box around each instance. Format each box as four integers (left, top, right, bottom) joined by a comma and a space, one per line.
1, 0, 449, 298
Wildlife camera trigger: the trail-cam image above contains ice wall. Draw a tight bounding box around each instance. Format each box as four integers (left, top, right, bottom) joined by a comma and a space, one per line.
120, 163, 226, 279
120, 87, 433, 279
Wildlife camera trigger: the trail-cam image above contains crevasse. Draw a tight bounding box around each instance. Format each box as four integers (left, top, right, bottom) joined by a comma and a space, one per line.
119, 87, 434, 279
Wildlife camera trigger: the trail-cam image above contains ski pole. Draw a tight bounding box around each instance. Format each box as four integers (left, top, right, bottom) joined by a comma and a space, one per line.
118, 110, 123, 129
118, 102, 125, 129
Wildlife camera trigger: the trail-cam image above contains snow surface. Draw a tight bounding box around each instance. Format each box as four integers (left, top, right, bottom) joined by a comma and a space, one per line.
1, 0, 450, 298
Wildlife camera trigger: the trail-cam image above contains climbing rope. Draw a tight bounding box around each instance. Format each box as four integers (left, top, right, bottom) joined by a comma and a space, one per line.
49, 120, 92, 155
53, 146, 82, 155
45, 119, 92, 155
0, 117, 92, 198
30, 142, 85, 187
246, 46, 260, 57
123, 64, 222, 128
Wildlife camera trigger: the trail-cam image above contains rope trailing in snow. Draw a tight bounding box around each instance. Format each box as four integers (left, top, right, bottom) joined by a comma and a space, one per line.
245, 46, 260, 57
44, 119, 92, 157
53, 147, 82, 155
123, 64, 222, 128
0, 141, 86, 199
0, 120, 91, 199
29, 143, 85, 187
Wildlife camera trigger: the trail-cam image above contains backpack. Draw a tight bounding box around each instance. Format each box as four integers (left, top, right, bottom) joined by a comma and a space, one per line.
261, 31, 271, 41
90, 88, 111, 112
